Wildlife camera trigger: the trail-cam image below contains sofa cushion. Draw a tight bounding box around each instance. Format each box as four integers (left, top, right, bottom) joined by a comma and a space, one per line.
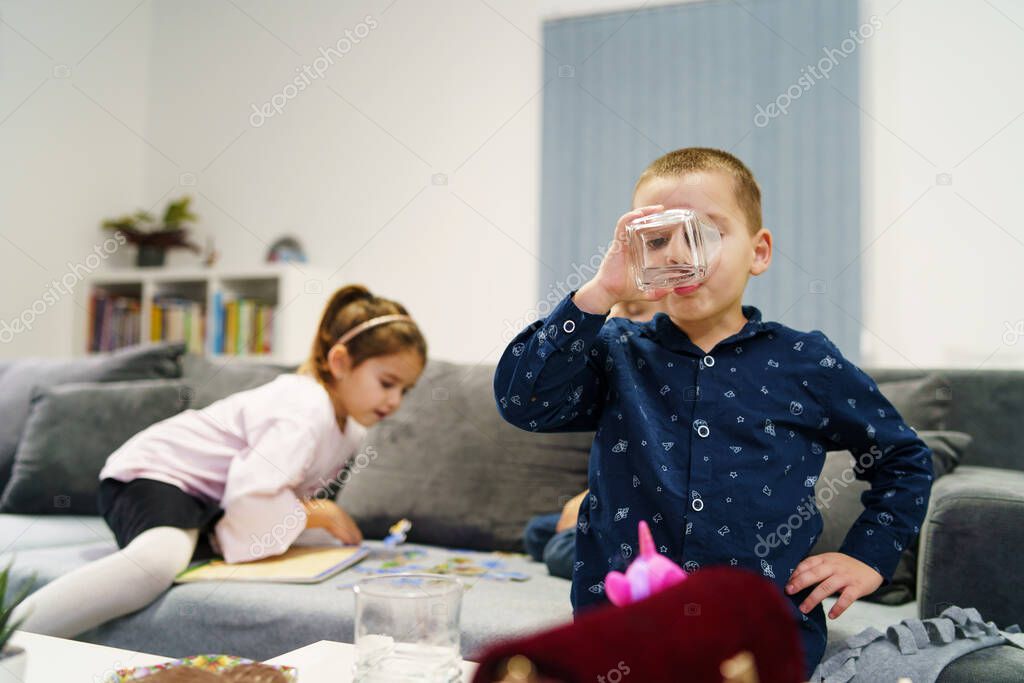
812, 430, 971, 604
0, 514, 114, 553
873, 374, 952, 432
341, 360, 592, 552
2, 538, 574, 661
179, 354, 291, 409
0, 379, 190, 515
864, 368, 1024, 472
0, 343, 185, 489
919, 466, 1024, 630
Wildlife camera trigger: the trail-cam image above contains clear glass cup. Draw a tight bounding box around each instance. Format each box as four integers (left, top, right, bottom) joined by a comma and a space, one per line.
626, 208, 722, 291
353, 573, 464, 683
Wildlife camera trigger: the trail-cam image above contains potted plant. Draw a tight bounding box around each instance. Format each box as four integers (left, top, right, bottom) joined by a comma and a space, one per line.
0, 563, 33, 682
103, 196, 201, 267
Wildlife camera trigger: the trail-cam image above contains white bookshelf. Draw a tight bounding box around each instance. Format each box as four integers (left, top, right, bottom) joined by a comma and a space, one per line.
77, 265, 333, 365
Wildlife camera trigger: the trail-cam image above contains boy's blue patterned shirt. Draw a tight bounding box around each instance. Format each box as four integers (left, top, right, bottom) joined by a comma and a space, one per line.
494, 292, 933, 663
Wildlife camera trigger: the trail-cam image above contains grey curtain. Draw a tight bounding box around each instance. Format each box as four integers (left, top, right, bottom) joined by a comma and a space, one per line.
540, 0, 863, 358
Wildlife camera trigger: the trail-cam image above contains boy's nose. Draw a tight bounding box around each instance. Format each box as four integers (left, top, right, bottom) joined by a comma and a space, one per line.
667, 241, 694, 265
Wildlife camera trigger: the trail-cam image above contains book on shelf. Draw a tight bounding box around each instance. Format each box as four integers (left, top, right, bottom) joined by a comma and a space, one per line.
89, 291, 142, 352
213, 296, 275, 356
150, 297, 205, 354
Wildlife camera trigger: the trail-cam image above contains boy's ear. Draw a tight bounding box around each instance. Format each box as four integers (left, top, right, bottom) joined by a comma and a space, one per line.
327, 343, 353, 380
750, 228, 772, 276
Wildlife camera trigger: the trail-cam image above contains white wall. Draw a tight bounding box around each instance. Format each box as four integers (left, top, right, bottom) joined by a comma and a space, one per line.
0, 0, 152, 358
2, 0, 1022, 369
138, 0, 553, 366
538, 0, 1024, 370
1, 0, 547, 364
859, 0, 1024, 369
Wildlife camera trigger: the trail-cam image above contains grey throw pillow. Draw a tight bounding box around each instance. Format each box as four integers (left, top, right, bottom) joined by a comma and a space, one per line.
876, 374, 952, 432
341, 360, 592, 552
0, 379, 191, 515
0, 343, 185, 489
809, 372, 954, 555
179, 354, 292, 409
812, 430, 971, 604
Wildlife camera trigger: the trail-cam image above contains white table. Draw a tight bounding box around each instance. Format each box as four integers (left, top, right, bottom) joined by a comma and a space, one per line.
7, 632, 478, 682
266, 640, 479, 682
7, 631, 170, 682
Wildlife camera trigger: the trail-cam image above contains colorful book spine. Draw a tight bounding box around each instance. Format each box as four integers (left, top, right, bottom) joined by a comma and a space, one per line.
88, 290, 143, 352
263, 307, 273, 354
238, 300, 251, 355
151, 305, 162, 343
251, 303, 259, 354
189, 301, 202, 353
211, 295, 275, 357
147, 297, 205, 354
225, 300, 238, 355
182, 306, 191, 351
212, 290, 224, 355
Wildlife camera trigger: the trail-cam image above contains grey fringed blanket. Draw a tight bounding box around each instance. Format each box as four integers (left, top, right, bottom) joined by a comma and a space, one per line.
811, 606, 1023, 682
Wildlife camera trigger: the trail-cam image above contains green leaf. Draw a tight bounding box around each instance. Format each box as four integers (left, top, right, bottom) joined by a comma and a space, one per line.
0, 564, 34, 651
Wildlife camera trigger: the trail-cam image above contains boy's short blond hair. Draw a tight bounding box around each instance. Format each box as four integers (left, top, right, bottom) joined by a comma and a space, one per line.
633, 147, 763, 234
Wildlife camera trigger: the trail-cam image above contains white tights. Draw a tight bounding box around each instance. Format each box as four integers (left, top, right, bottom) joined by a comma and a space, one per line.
13, 526, 198, 638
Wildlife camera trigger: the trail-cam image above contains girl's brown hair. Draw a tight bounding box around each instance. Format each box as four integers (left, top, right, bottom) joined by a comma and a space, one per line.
300, 284, 427, 386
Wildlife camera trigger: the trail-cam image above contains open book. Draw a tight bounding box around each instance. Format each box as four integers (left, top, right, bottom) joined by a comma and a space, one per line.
176, 545, 369, 584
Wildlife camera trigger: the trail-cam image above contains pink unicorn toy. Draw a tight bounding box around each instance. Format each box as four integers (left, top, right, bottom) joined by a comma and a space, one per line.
605, 520, 688, 606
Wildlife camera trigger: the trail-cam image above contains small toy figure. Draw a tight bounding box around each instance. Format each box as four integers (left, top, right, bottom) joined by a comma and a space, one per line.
382, 518, 412, 548
605, 520, 687, 606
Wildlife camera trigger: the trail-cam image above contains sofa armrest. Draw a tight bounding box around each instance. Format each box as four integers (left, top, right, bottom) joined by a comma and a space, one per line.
918, 466, 1024, 627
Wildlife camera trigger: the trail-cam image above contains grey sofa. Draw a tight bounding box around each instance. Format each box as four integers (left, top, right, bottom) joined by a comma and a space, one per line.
0, 353, 579, 661
817, 368, 1024, 675
2, 352, 1023, 674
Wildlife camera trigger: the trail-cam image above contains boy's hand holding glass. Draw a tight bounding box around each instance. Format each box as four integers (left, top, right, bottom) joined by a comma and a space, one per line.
785, 552, 884, 619
574, 205, 673, 314
302, 498, 364, 545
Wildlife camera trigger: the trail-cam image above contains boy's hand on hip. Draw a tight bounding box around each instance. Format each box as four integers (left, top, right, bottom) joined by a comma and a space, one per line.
785, 552, 883, 619
573, 204, 671, 314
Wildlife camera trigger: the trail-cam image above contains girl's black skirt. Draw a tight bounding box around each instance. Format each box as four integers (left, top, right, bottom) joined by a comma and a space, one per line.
98, 477, 224, 560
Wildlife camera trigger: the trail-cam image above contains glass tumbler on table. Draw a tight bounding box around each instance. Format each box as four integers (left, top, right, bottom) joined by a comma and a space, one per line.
353, 573, 464, 683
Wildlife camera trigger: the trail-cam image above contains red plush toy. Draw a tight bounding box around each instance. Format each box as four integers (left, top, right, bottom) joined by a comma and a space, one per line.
471, 567, 804, 683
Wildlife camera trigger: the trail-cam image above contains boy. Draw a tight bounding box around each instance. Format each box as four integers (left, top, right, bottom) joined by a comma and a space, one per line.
493, 148, 933, 677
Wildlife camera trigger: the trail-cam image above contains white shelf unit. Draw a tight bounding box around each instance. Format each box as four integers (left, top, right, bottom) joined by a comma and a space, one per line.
78, 265, 332, 365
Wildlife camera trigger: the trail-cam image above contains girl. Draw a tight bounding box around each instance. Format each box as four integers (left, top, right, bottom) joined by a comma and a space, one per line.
14, 284, 426, 638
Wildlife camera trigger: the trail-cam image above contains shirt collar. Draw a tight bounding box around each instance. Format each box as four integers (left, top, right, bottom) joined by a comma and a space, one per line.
640, 305, 779, 356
